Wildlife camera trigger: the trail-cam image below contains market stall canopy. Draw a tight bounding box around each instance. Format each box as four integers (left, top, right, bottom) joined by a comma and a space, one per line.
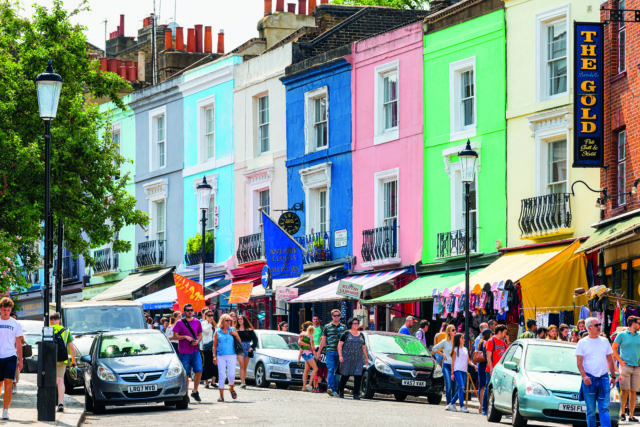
363, 269, 482, 305
135, 286, 176, 310
91, 267, 174, 301
289, 269, 408, 304
289, 266, 344, 288
576, 214, 640, 253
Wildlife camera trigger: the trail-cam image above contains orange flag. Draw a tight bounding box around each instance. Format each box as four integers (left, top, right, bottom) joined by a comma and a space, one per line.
173, 273, 205, 313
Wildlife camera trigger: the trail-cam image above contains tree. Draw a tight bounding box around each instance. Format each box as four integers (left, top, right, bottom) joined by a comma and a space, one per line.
0, 0, 148, 281
331, 0, 430, 9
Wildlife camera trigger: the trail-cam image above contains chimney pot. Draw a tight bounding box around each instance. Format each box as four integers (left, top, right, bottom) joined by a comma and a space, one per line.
164, 29, 173, 50
276, 0, 284, 12
127, 66, 136, 81
287, 3, 296, 12
264, 0, 273, 16
298, 0, 307, 14
217, 30, 225, 54
175, 27, 185, 51
99, 57, 108, 72
309, 0, 316, 13
321, 0, 328, 4
107, 58, 119, 73
204, 26, 213, 53
187, 28, 196, 53
119, 63, 127, 79
194, 24, 203, 53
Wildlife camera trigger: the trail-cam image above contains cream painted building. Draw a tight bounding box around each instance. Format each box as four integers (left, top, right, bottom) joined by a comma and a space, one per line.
505, 0, 601, 247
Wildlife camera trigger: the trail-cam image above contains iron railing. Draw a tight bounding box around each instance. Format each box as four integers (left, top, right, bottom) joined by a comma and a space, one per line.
295, 231, 331, 264
518, 193, 572, 237
136, 240, 166, 268
23, 270, 39, 284
93, 247, 120, 275
53, 255, 79, 281
361, 221, 398, 263
236, 233, 263, 265
436, 228, 477, 259
184, 250, 215, 266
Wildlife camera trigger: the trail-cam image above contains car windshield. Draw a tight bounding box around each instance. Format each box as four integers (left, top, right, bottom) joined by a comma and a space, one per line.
260, 333, 300, 350
99, 333, 172, 358
24, 334, 40, 346
367, 334, 431, 356
524, 344, 580, 374
65, 306, 145, 334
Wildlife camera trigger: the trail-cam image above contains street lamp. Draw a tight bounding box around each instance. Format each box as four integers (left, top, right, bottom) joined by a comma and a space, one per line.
196, 177, 213, 286
458, 139, 478, 351
35, 59, 62, 421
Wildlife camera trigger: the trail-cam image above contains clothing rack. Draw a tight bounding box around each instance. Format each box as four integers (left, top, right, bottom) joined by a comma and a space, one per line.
520, 304, 576, 318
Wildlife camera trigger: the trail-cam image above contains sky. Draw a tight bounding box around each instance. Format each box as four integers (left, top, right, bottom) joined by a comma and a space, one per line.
18, 0, 267, 53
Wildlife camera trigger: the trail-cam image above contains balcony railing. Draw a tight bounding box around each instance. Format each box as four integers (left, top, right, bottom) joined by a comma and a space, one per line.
295, 231, 332, 264
519, 193, 572, 237
436, 228, 477, 259
361, 221, 398, 264
136, 240, 166, 269
53, 255, 79, 281
236, 233, 263, 265
184, 249, 215, 266
93, 247, 120, 275
23, 270, 39, 285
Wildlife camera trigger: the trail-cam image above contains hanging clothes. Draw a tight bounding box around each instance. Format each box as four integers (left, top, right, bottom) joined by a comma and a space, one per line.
580, 305, 590, 321
548, 312, 560, 328
559, 310, 575, 326
610, 304, 622, 336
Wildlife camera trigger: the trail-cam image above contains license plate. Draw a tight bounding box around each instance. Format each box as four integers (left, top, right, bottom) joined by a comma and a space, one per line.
401, 380, 426, 387
127, 384, 157, 393
558, 403, 586, 413
294, 369, 304, 375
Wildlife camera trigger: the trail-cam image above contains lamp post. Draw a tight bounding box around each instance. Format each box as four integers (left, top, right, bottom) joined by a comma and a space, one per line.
196, 177, 213, 287
35, 59, 62, 421
458, 139, 478, 351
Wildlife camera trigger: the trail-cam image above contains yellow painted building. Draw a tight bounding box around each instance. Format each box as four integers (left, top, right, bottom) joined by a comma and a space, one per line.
505, 0, 601, 247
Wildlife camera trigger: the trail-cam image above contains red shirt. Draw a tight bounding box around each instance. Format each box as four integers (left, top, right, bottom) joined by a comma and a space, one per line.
486, 337, 506, 373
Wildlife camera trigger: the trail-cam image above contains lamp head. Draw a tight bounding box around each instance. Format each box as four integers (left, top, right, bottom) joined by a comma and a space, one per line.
196, 176, 213, 211
35, 60, 63, 120
458, 139, 478, 184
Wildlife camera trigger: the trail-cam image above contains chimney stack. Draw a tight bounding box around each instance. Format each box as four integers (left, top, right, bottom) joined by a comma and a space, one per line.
309, 0, 316, 13
175, 27, 184, 51
217, 30, 225, 54
187, 28, 196, 52
119, 14, 125, 36
298, 0, 306, 14
138, 52, 146, 81
164, 29, 173, 50
204, 26, 212, 53
287, 3, 296, 12
194, 24, 203, 53
264, 0, 272, 16
276, 0, 284, 12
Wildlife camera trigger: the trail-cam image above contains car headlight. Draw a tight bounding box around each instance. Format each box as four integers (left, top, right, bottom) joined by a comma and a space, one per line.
374, 359, 393, 375
166, 358, 184, 379
525, 381, 549, 396
267, 357, 289, 365
97, 363, 117, 382
433, 363, 443, 378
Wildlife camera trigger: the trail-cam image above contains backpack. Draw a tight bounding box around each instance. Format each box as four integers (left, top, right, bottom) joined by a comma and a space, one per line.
55, 328, 69, 362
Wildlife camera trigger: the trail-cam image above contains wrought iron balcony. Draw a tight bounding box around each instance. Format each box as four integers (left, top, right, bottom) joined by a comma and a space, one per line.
236, 233, 263, 265
136, 240, 166, 269
184, 250, 215, 266
53, 255, 80, 281
93, 247, 120, 275
519, 193, 572, 238
295, 231, 332, 264
436, 228, 477, 259
361, 222, 398, 264
23, 270, 39, 285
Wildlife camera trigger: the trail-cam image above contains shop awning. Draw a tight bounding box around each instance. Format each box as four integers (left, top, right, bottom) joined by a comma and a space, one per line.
290, 266, 343, 288
205, 284, 232, 300
576, 214, 640, 253
363, 269, 483, 305
135, 286, 176, 310
91, 267, 173, 301
290, 269, 408, 304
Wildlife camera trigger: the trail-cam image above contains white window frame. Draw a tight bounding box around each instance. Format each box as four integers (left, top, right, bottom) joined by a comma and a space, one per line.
143, 179, 168, 243
374, 60, 400, 145
304, 86, 329, 154
197, 95, 215, 163
244, 167, 274, 233
449, 57, 476, 141
618, 0, 626, 74
618, 130, 627, 206
545, 138, 568, 195
257, 188, 271, 233
192, 175, 218, 235
300, 162, 332, 235
148, 106, 167, 171
256, 94, 270, 155
112, 122, 121, 154
536, 5, 570, 101
529, 108, 571, 196
374, 169, 400, 228
154, 199, 166, 242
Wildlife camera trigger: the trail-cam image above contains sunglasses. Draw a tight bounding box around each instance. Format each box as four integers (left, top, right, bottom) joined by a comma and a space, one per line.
206, 314, 213, 317
225, 319, 232, 322
592, 323, 602, 328
332, 314, 340, 317
185, 309, 194, 312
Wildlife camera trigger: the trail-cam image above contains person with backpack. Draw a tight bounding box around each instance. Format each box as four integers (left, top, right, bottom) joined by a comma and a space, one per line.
415, 319, 430, 347
172, 303, 204, 402
49, 312, 76, 413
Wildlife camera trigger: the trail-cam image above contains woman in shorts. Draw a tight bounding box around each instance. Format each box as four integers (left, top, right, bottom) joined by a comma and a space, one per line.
298, 324, 318, 392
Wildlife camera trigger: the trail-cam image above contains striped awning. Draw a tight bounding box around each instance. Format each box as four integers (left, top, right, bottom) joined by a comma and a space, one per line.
289, 269, 408, 304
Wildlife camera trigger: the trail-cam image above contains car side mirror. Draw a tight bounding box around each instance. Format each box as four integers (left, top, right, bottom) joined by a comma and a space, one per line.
80, 355, 91, 364
504, 361, 518, 372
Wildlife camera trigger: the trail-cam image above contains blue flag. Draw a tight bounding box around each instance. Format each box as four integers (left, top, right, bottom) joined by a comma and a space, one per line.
262, 212, 304, 279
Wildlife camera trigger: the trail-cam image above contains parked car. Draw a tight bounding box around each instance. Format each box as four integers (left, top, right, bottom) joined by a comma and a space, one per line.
18, 320, 43, 373
487, 339, 620, 427
81, 329, 188, 414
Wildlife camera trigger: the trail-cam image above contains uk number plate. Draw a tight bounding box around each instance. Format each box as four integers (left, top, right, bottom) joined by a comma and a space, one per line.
558, 403, 586, 413
401, 380, 426, 387
127, 384, 157, 393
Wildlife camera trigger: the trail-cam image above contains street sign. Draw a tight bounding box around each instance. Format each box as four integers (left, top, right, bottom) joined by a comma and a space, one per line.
276, 287, 298, 301
335, 229, 347, 248
261, 265, 272, 289
278, 211, 301, 235
265, 288, 273, 297
336, 280, 362, 300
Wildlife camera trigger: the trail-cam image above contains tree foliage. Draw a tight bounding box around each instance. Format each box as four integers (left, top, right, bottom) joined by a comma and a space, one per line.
0, 0, 148, 276
331, 0, 430, 9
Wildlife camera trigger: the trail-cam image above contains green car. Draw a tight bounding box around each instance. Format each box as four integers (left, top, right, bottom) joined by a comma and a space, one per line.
486, 339, 620, 427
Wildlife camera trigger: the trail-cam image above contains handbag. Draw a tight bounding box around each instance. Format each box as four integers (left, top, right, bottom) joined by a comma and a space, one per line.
472, 350, 486, 364
233, 335, 244, 356
22, 344, 33, 358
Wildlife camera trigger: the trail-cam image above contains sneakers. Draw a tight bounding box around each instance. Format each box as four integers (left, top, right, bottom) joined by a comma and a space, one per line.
2, 409, 8, 420
204, 383, 210, 389
303, 384, 313, 392
445, 404, 457, 412
312, 387, 321, 393
57, 404, 64, 413
327, 389, 334, 397
240, 383, 247, 389
191, 391, 201, 402
630, 416, 639, 422
460, 407, 469, 413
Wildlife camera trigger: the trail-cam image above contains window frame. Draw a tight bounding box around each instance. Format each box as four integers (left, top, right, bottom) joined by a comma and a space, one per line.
257, 188, 271, 233
197, 95, 215, 164
374, 169, 400, 229
536, 5, 570, 101
618, 130, 627, 206
257, 94, 270, 155
299, 162, 332, 235
148, 106, 167, 171
304, 86, 329, 154
374, 60, 400, 145
449, 57, 477, 141
112, 122, 121, 154
154, 199, 166, 242
618, 0, 627, 74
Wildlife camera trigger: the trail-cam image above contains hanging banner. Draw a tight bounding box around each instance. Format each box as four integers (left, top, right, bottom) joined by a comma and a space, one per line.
262, 211, 304, 279
337, 280, 363, 300
276, 287, 299, 301
228, 282, 253, 304
573, 22, 604, 168
173, 273, 205, 312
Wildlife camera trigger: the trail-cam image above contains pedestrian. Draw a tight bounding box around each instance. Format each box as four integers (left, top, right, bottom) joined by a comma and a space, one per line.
166, 314, 180, 354
337, 317, 368, 400
485, 325, 508, 413
49, 312, 76, 413
433, 324, 457, 409
298, 324, 318, 392
201, 310, 218, 389
398, 316, 417, 335
160, 317, 168, 333
547, 324, 558, 340
477, 328, 492, 415
236, 315, 258, 389
536, 327, 548, 340
434, 323, 448, 346
0, 298, 22, 420
613, 315, 640, 422
519, 319, 537, 339
487, 319, 497, 333
571, 329, 580, 343
576, 317, 617, 427
450, 333, 477, 413
278, 321, 289, 332
229, 311, 238, 329
312, 315, 323, 350
172, 303, 204, 402
213, 313, 241, 402
146, 316, 154, 330
415, 319, 430, 347
153, 315, 161, 329
318, 309, 346, 397
559, 324, 570, 342
578, 319, 586, 333
473, 322, 488, 351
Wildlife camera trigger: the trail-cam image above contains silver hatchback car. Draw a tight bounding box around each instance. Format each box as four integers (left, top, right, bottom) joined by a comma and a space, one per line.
82, 329, 188, 413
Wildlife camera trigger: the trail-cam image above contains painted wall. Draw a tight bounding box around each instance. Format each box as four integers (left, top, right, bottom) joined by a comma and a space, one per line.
282, 59, 353, 260
505, 0, 600, 247
350, 22, 423, 270
423, 10, 507, 263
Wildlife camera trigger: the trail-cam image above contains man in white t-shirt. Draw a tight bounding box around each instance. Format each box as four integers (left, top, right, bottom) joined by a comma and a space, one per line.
576, 317, 616, 427
0, 298, 23, 421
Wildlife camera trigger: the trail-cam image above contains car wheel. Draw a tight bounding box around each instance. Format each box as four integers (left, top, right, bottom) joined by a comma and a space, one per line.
360, 371, 375, 400
393, 392, 408, 402
84, 386, 94, 412
512, 394, 527, 427
255, 363, 270, 388
487, 388, 502, 423
427, 394, 442, 405
175, 394, 189, 410
275, 383, 290, 390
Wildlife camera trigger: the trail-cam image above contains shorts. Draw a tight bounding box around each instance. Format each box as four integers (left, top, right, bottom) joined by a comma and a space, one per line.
316, 365, 327, 379
56, 362, 66, 378
619, 364, 640, 391
302, 353, 314, 362
0, 356, 17, 381
178, 351, 203, 375
241, 342, 251, 358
